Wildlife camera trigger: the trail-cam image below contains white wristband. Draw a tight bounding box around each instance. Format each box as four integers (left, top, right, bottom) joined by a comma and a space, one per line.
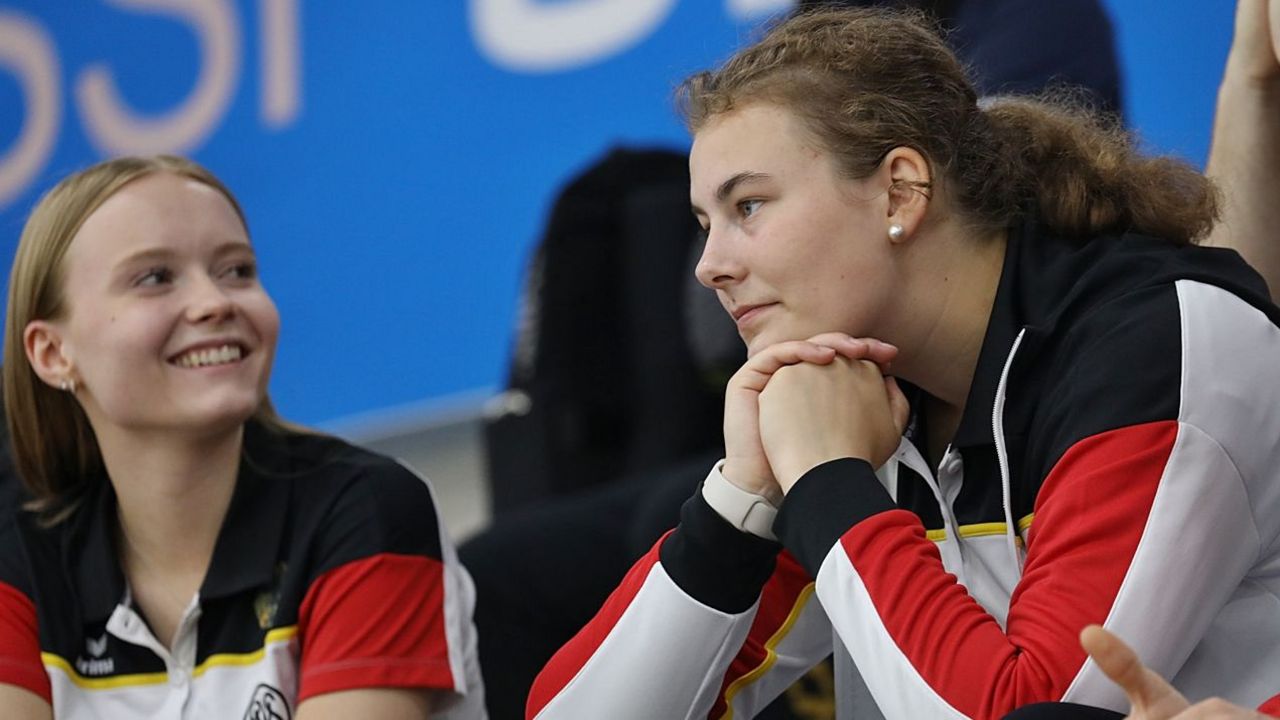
701, 460, 780, 541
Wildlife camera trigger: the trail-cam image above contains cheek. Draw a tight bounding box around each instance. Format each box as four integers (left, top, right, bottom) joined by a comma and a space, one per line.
245, 294, 281, 349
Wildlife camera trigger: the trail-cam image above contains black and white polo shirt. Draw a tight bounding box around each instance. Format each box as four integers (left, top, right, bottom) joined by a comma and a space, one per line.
0, 420, 483, 718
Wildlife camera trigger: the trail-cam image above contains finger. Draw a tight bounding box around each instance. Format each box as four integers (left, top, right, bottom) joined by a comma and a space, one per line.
804, 333, 899, 369
1081, 626, 1187, 714
884, 376, 911, 435
732, 341, 838, 392
1081, 626, 1147, 694
1173, 697, 1258, 719
1271, 0, 1280, 62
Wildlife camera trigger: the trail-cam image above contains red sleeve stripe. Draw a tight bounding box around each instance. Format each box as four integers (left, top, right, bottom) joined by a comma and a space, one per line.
709, 552, 813, 720
297, 553, 454, 701
0, 581, 49, 703
526, 535, 666, 719
838, 421, 1176, 718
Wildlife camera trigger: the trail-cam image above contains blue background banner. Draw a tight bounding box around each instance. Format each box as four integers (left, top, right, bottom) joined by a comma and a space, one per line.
0, 1, 1235, 428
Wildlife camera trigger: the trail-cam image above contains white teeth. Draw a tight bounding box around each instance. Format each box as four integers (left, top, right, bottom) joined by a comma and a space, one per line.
175, 344, 242, 368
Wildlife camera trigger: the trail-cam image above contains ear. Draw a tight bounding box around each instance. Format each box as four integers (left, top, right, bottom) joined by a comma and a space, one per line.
881, 146, 932, 244
24, 320, 75, 390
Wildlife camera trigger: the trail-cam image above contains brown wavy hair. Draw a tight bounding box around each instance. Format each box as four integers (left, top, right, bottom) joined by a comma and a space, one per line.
4, 155, 291, 525
678, 7, 1217, 243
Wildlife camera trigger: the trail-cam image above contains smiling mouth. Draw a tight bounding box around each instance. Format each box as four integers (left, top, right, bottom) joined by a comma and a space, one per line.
170, 344, 246, 369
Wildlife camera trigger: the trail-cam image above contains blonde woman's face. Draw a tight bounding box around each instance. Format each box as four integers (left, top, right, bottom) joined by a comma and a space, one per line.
690, 103, 897, 358
49, 172, 279, 439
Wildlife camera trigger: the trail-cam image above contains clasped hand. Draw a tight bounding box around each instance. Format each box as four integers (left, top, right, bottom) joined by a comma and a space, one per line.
719, 332, 910, 500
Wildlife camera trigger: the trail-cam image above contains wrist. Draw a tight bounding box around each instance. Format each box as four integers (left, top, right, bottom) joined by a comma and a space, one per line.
719, 459, 782, 505
703, 461, 781, 540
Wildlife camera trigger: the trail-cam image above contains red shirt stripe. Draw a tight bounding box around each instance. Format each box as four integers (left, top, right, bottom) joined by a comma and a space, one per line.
297, 552, 454, 701
0, 581, 50, 703
839, 421, 1177, 718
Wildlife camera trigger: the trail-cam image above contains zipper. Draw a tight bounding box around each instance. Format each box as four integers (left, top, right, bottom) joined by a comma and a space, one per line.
992, 328, 1028, 574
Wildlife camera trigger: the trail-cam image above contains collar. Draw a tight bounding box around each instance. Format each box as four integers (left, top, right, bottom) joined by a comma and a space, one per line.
68, 476, 126, 624
68, 420, 293, 623
199, 420, 293, 600
949, 221, 1023, 449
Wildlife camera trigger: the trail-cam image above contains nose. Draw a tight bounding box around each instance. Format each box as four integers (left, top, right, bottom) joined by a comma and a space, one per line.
694, 226, 744, 290
185, 273, 236, 324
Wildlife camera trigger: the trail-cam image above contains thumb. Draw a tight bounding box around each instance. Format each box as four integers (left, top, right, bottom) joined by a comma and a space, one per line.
884, 376, 911, 435
1080, 625, 1189, 719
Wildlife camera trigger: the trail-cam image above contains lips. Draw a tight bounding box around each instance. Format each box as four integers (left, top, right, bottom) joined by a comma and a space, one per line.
731, 302, 777, 324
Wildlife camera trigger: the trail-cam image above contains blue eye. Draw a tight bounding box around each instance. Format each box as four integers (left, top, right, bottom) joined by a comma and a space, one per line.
737, 198, 763, 219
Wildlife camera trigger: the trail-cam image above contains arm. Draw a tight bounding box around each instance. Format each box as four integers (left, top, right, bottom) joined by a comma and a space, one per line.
298, 687, 433, 720
0, 687, 51, 720
527, 483, 831, 720
758, 285, 1279, 718
528, 335, 897, 719
1205, 0, 1280, 297
295, 462, 482, 715
0, 580, 51, 720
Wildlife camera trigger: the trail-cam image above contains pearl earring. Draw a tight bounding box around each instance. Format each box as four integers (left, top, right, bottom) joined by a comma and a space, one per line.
59, 378, 77, 393
888, 223, 905, 241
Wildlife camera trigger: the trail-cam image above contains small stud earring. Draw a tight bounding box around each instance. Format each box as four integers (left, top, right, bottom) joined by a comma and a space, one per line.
60, 378, 77, 394
888, 223, 905, 241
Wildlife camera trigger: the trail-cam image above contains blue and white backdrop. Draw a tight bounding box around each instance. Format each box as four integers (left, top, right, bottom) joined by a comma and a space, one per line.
0, 1, 1235, 431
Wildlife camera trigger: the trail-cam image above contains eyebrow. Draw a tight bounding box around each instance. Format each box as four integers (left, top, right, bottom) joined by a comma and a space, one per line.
717, 171, 772, 201
114, 240, 255, 270
692, 171, 774, 217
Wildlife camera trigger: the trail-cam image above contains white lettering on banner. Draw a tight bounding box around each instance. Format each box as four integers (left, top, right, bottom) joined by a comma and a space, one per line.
726, 0, 795, 20
0, 12, 61, 208
260, 0, 300, 127
470, 0, 678, 73
75, 0, 241, 156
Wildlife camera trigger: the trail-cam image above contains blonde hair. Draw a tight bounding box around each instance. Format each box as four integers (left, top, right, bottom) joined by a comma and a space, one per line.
4, 155, 289, 524
678, 7, 1217, 242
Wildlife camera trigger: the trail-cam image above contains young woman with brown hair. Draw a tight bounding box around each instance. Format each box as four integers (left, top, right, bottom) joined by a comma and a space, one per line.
529, 7, 1280, 719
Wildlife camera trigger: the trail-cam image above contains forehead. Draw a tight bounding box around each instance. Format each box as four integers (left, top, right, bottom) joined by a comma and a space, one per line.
67, 172, 248, 264
689, 103, 826, 202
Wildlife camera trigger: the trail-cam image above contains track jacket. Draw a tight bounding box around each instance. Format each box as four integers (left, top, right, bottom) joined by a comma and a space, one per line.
528, 220, 1280, 719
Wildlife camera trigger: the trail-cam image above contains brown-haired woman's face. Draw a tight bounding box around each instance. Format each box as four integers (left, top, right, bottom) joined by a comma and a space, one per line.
689, 103, 898, 357
32, 172, 279, 438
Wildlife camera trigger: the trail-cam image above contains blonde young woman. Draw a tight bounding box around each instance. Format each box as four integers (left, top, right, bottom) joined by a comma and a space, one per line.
0, 156, 485, 719
529, 7, 1280, 720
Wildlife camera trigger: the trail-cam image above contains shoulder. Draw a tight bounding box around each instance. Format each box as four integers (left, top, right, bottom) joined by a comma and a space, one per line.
1024, 273, 1280, 481
254, 428, 446, 570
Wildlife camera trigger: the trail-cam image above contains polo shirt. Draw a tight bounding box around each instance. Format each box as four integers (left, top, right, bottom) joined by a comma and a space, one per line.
0, 420, 484, 718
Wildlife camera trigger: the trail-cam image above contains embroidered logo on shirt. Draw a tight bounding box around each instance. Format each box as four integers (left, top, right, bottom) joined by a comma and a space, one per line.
243, 683, 291, 720
86, 634, 108, 657
253, 562, 287, 629
75, 634, 114, 676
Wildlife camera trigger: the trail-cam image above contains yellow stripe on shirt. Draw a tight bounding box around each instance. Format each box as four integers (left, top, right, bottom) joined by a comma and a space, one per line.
43, 625, 298, 690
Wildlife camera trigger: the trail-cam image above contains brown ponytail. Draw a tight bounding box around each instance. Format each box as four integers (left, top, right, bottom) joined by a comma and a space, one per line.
679, 7, 1219, 244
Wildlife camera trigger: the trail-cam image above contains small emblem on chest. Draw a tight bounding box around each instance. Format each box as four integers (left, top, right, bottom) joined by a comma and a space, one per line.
243, 683, 291, 720
75, 634, 114, 676
253, 562, 287, 629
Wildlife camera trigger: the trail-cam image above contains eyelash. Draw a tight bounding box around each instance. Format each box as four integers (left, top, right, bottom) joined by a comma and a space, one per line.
135, 266, 173, 287
222, 261, 257, 280
736, 198, 763, 219
131, 261, 256, 288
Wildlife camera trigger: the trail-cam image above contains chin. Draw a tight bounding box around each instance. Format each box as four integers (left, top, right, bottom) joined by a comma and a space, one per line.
181, 392, 264, 432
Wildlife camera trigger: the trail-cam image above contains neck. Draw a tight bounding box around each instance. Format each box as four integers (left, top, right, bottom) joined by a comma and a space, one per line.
99, 424, 244, 579
889, 222, 1007, 416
